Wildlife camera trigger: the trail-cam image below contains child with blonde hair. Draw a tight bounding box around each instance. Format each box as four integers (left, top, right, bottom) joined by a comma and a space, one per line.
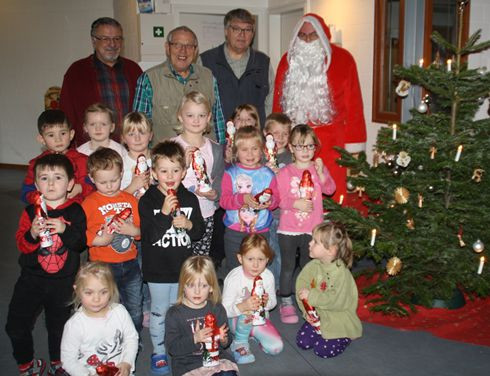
61, 262, 139, 375
172, 91, 225, 256
222, 234, 283, 364
165, 256, 238, 376
296, 222, 362, 358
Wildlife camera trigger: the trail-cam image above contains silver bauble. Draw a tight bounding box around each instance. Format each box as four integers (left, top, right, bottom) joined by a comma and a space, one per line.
473, 239, 485, 253
417, 101, 428, 113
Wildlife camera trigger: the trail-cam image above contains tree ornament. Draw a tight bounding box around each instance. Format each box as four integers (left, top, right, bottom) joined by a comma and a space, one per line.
477, 66, 487, 75
472, 168, 484, 183
417, 193, 424, 208
396, 151, 411, 167
406, 218, 415, 230
429, 146, 437, 159
417, 100, 428, 113
457, 226, 465, 247
392, 167, 401, 177
386, 159, 395, 169
473, 239, 485, 254
346, 180, 355, 192
417, 164, 424, 171
395, 80, 411, 97
432, 50, 442, 67
386, 257, 402, 276
355, 186, 366, 198
372, 150, 380, 167
427, 185, 435, 193
478, 97, 485, 105
394, 187, 410, 204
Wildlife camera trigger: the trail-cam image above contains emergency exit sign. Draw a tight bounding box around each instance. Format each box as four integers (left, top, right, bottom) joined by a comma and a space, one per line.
153, 26, 164, 37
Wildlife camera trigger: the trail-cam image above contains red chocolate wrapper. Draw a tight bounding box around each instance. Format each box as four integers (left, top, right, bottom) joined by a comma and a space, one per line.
254, 188, 273, 205
299, 170, 314, 200
251, 276, 266, 325
96, 364, 119, 376
191, 149, 212, 192
34, 192, 53, 248
203, 313, 220, 367
98, 208, 132, 236
167, 189, 182, 217
302, 298, 321, 334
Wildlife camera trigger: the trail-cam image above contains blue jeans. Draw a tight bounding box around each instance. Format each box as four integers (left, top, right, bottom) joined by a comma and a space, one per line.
148, 282, 178, 355
136, 241, 151, 312
109, 259, 143, 332
268, 218, 281, 289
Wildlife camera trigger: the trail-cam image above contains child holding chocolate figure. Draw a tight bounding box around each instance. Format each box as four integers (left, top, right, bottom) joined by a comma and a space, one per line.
139, 140, 204, 375
276, 124, 336, 324
296, 222, 362, 358
172, 91, 225, 256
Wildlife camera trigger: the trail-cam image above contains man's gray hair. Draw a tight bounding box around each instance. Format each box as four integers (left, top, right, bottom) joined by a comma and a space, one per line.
224, 8, 255, 28
166, 26, 198, 46
90, 17, 122, 37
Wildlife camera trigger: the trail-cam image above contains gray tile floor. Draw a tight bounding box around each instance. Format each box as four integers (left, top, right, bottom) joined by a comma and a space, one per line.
1, 168, 489, 376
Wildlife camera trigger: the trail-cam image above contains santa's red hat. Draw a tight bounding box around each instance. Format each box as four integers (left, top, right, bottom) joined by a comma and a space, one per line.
288, 13, 333, 70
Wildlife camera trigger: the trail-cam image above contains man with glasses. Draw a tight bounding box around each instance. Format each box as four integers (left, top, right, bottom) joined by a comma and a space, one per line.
200, 8, 274, 127
133, 26, 225, 144
273, 13, 367, 201
60, 17, 142, 146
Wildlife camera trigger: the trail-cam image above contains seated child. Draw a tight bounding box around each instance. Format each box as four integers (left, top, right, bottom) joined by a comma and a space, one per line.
222, 234, 283, 364
76, 103, 127, 157
165, 256, 238, 376
21, 109, 93, 204
6, 153, 87, 376
81, 148, 143, 334
296, 222, 362, 358
61, 262, 139, 376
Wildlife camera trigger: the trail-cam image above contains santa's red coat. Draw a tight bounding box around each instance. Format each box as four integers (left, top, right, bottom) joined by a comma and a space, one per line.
273, 14, 367, 200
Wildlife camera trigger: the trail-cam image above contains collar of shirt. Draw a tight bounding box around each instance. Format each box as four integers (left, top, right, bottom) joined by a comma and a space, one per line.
169, 62, 194, 85
92, 53, 123, 70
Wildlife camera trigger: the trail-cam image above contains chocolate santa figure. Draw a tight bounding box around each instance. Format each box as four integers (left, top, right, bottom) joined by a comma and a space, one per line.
96, 364, 119, 376
191, 149, 212, 193
97, 208, 132, 236
34, 192, 53, 248
134, 153, 149, 196
226, 121, 236, 148
299, 170, 314, 200
254, 188, 273, 206
202, 313, 220, 367
167, 189, 182, 217
264, 133, 278, 169
251, 276, 266, 326
302, 298, 321, 335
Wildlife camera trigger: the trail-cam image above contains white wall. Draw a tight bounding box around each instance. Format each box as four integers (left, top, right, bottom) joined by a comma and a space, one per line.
0, 0, 113, 165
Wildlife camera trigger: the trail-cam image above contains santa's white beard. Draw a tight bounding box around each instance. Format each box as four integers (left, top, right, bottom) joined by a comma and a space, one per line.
282, 39, 335, 125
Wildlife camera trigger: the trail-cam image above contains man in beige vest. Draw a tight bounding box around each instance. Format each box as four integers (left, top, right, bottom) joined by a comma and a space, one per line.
133, 26, 226, 144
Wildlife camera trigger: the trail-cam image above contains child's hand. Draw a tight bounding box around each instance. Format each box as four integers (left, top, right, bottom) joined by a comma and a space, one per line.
266, 161, 279, 174
115, 362, 131, 376
238, 295, 261, 313
94, 225, 115, 246
293, 198, 313, 213
193, 320, 213, 344
224, 145, 233, 164
30, 216, 44, 239
185, 146, 198, 167
67, 183, 83, 199
113, 219, 140, 237
298, 288, 310, 300
131, 170, 150, 190
314, 158, 326, 183
172, 214, 192, 230
219, 323, 229, 345
196, 188, 217, 200
161, 194, 178, 215
45, 217, 66, 234
243, 194, 271, 210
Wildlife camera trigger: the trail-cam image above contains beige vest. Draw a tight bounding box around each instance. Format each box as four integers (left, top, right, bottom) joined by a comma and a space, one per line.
146, 61, 216, 142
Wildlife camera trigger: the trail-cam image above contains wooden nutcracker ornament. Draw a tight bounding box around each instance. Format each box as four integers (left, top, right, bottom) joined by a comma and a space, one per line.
251, 276, 266, 326
202, 313, 220, 367
301, 298, 321, 334
191, 149, 212, 192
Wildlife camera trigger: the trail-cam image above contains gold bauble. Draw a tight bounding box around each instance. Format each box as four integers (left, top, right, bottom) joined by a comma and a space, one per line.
406, 218, 415, 230
394, 187, 410, 204
386, 257, 402, 276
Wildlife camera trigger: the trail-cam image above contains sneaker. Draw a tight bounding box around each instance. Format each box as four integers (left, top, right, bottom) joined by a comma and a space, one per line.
19, 359, 46, 376
151, 353, 170, 375
142, 311, 150, 328
47, 362, 69, 376
279, 303, 299, 324
230, 341, 255, 364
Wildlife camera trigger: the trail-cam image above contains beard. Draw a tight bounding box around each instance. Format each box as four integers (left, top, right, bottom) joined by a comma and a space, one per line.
281, 39, 335, 125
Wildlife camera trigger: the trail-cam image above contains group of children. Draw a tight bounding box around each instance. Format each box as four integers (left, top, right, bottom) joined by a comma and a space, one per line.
6, 90, 362, 376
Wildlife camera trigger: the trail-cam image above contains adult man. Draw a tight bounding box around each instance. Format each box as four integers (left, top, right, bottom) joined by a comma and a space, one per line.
200, 8, 274, 127
273, 13, 367, 200
133, 26, 225, 144
60, 17, 142, 146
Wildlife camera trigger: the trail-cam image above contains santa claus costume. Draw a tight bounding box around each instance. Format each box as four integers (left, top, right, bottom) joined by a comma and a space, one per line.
273, 13, 367, 201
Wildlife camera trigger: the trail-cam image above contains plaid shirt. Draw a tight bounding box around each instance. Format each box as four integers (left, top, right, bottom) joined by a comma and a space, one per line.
94, 56, 130, 140
133, 64, 226, 144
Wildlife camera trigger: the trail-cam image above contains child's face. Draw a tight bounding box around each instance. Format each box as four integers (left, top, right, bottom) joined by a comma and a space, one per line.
183, 273, 212, 309
290, 134, 316, 164
234, 110, 257, 129
237, 247, 269, 278
84, 112, 115, 143
152, 157, 186, 193
178, 102, 211, 136
78, 275, 111, 317
37, 123, 74, 153
35, 166, 74, 207
266, 121, 290, 152
309, 234, 336, 263
236, 138, 262, 168
90, 165, 122, 197
123, 127, 153, 155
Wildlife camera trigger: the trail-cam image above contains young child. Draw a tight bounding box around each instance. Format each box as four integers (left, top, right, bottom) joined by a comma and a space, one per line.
295, 222, 362, 358
120, 111, 153, 197
172, 91, 225, 256
277, 124, 336, 324
61, 262, 139, 376
165, 256, 238, 376
220, 126, 279, 273
262, 113, 293, 288
21, 109, 93, 204
81, 148, 143, 335
138, 140, 205, 375
76, 103, 127, 157
224, 104, 261, 163
6, 153, 87, 376
222, 234, 283, 364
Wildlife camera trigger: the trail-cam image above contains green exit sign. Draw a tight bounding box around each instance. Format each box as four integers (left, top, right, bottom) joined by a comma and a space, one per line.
153, 26, 164, 38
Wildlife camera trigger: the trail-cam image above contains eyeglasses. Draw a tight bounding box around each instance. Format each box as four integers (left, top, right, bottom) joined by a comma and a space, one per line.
291, 144, 316, 151
169, 42, 197, 51
92, 35, 124, 43
297, 31, 319, 42
228, 25, 254, 35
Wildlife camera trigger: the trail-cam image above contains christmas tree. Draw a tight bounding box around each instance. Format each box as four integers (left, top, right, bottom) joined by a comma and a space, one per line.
325, 2, 490, 316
